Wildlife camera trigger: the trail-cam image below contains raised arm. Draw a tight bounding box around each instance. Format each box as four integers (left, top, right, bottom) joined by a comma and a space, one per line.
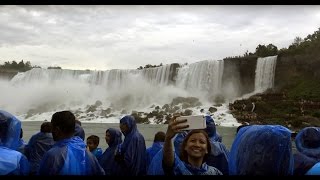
163, 116, 188, 169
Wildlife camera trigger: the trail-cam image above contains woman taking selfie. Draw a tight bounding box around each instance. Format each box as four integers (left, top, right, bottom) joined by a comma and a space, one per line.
162, 116, 222, 175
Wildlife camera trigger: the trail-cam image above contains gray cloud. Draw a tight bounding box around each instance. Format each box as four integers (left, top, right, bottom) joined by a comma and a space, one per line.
0, 5, 319, 70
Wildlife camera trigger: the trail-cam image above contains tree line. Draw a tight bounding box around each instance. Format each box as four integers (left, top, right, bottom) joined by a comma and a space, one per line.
0, 60, 33, 72
137, 63, 163, 70
0, 60, 62, 72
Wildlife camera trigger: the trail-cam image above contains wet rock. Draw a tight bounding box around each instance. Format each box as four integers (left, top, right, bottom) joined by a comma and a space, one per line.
95, 100, 102, 107
208, 107, 217, 113
183, 109, 193, 116
121, 109, 127, 114
86, 105, 97, 113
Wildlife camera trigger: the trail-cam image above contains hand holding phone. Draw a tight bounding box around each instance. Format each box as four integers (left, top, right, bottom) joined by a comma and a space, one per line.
176, 115, 206, 130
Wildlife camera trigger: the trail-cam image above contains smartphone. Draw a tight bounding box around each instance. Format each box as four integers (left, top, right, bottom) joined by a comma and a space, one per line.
176, 115, 206, 130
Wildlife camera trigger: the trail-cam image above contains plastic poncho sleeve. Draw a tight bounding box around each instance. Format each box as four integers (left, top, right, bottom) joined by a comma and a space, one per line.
39, 137, 105, 175
146, 142, 163, 170
0, 146, 29, 175
305, 162, 320, 175
147, 149, 165, 175
0, 110, 22, 151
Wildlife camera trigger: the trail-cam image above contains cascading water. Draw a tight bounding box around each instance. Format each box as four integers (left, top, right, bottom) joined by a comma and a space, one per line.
1, 58, 269, 126
254, 55, 277, 93
176, 60, 224, 99
239, 55, 277, 100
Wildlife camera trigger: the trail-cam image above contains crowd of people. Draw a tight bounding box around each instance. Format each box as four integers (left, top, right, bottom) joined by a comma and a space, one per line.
0, 109, 320, 175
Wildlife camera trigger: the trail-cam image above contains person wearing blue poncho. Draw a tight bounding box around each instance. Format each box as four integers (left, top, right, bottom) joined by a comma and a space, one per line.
25, 121, 54, 175
174, 115, 222, 157
161, 116, 222, 175
0, 110, 30, 175
17, 128, 27, 154
38, 111, 105, 175
86, 135, 103, 159
74, 119, 85, 141
146, 131, 165, 170
115, 115, 146, 176
203, 115, 229, 175
147, 148, 165, 175
98, 128, 123, 175
172, 115, 228, 174
204, 115, 222, 142
293, 127, 320, 175
229, 125, 293, 175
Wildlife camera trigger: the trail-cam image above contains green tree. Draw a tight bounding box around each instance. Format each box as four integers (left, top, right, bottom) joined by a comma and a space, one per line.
255, 44, 278, 57
18, 60, 25, 70
293, 36, 303, 46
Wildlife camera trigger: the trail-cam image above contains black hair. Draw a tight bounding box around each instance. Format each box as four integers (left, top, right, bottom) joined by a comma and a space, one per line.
87, 135, 100, 145
236, 124, 250, 134
41, 122, 52, 133
154, 131, 165, 142
20, 128, 23, 138
0, 112, 8, 138
51, 111, 75, 134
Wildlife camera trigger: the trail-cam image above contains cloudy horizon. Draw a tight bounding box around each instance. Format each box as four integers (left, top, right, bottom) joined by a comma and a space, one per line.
1, 5, 320, 70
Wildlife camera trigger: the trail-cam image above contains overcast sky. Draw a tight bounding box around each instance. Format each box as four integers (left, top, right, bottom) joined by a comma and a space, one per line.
0, 5, 320, 70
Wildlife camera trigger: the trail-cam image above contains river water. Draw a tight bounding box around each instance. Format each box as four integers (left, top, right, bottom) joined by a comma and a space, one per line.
21, 121, 238, 150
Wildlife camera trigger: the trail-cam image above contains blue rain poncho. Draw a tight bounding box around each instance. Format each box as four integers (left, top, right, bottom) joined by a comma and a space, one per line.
146, 141, 164, 170
206, 140, 229, 175
25, 132, 54, 174
148, 149, 222, 175
38, 136, 105, 175
98, 128, 123, 175
117, 115, 146, 176
205, 115, 222, 142
147, 149, 165, 175
168, 154, 222, 175
294, 127, 320, 175
174, 131, 188, 157
305, 162, 320, 175
229, 125, 293, 175
91, 148, 103, 159
74, 123, 85, 141
17, 138, 27, 154
0, 110, 30, 175
174, 116, 222, 157
0, 110, 22, 151
0, 146, 30, 175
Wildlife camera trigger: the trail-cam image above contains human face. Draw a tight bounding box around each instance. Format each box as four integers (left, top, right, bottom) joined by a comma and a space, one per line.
86, 139, 97, 152
184, 133, 208, 159
120, 123, 129, 135
105, 131, 111, 145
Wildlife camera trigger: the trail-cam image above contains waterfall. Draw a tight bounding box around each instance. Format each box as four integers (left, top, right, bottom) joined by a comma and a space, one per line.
3, 57, 276, 127
176, 60, 224, 99
4, 64, 185, 115
254, 55, 277, 93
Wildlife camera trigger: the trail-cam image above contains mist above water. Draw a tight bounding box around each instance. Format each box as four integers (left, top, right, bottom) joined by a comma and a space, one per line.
0, 57, 276, 126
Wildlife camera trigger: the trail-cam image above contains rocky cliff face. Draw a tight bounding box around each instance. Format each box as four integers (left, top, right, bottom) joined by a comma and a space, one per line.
222, 54, 320, 97
223, 56, 257, 96
275, 54, 320, 90
227, 53, 320, 130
